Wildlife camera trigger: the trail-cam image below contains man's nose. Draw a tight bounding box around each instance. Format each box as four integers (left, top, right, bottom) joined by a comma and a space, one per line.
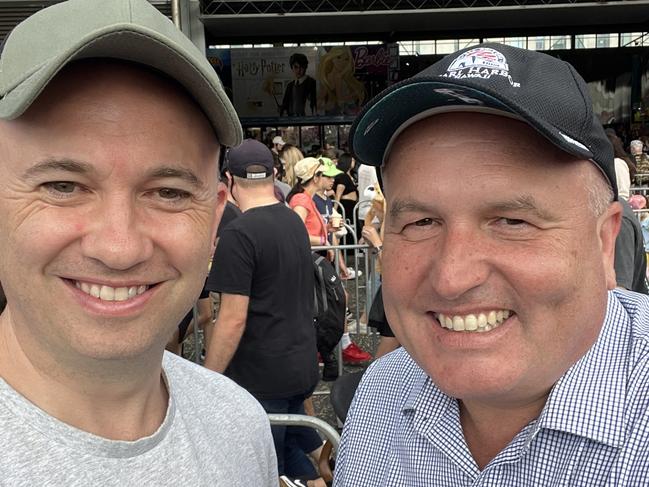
80, 196, 154, 271
428, 225, 489, 301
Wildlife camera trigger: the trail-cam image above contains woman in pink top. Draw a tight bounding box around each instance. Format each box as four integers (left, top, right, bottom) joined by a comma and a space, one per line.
287, 157, 373, 365
287, 157, 329, 247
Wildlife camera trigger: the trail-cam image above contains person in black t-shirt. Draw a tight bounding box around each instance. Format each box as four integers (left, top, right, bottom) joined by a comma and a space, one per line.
333, 153, 358, 226
204, 140, 322, 481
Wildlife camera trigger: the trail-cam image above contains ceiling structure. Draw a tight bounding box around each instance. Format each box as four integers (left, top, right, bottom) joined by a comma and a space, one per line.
200, 0, 649, 45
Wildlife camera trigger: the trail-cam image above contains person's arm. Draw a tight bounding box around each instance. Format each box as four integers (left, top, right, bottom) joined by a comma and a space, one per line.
293, 204, 326, 246
203, 293, 250, 373
199, 295, 216, 351
335, 183, 345, 202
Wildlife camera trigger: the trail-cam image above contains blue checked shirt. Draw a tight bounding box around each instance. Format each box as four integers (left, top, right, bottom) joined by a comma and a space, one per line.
334, 290, 649, 486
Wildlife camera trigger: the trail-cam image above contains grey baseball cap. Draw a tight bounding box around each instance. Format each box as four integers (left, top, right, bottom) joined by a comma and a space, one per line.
0, 0, 242, 147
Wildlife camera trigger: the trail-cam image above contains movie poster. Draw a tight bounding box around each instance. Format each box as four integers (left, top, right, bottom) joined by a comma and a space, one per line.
315, 44, 393, 116
230, 47, 320, 118
206, 44, 395, 119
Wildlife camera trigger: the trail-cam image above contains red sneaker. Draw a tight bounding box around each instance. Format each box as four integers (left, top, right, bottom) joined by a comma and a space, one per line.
342, 342, 373, 364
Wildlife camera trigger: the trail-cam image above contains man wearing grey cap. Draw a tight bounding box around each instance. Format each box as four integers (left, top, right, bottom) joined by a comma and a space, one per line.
334, 44, 649, 485
0, 0, 276, 484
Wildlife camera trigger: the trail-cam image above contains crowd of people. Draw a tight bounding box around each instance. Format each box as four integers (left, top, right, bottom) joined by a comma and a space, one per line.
3, 0, 649, 486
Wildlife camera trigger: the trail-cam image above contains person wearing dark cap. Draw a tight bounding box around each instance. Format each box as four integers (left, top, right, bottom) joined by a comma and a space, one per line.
204, 139, 323, 482
0, 0, 276, 484
334, 44, 649, 485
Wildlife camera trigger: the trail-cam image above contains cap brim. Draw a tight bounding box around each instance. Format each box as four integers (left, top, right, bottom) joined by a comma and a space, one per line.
0, 26, 242, 147
350, 78, 594, 167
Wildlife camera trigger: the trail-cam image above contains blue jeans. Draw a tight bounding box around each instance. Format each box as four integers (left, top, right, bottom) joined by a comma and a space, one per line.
257, 395, 322, 479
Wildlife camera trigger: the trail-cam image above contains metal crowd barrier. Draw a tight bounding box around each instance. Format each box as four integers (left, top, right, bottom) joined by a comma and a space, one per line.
267, 413, 341, 454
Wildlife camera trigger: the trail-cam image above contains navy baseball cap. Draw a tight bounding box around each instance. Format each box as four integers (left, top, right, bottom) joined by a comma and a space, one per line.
225, 139, 275, 179
349, 43, 617, 199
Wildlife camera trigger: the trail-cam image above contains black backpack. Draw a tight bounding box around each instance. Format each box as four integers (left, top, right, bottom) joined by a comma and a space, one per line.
312, 253, 346, 355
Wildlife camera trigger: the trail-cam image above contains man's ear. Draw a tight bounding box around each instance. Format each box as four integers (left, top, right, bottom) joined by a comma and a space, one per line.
599, 201, 622, 290
210, 181, 228, 257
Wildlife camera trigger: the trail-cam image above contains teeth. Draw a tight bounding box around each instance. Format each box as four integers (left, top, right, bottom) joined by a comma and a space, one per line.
437, 310, 512, 333
99, 286, 114, 301
114, 287, 129, 301
487, 311, 497, 325
452, 316, 464, 331
477, 313, 487, 328
90, 284, 100, 298
75, 281, 149, 301
464, 314, 478, 331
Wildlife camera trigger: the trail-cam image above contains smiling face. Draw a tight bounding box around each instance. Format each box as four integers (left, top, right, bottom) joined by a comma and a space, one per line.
381, 112, 620, 408
0, 61, 224, 364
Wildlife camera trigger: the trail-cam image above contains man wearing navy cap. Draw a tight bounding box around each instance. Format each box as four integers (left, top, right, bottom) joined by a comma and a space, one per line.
335, 44, 649, 485
204, 139, 322, 482
0, 0, 276, 484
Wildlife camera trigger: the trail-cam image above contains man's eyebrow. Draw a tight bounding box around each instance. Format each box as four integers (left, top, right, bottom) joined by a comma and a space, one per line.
23, 158, 94, 179
23, 160, 206, 190
147, 166, 205, 190
388, 199, 436, 219
389, 195, 557, 220
488, 195, 556, 220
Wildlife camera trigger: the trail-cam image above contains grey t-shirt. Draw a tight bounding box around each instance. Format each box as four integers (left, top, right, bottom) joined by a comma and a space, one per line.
0, 352, 277, 486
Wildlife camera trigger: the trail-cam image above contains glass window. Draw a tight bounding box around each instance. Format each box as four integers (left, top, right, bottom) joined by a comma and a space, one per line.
503, 37, 527, 49
417, 41, 436, 55
261, 127, 278, 148
436, 39, 459, 54
398, 41, 416, 55
528, 36, 549, 51
621, 32, 647, 47
575, 34, 596, 49
550, 35, 571, 50
596, 33, 618, 48
458, 38, 479, 50
324, 125, 338, 150
300, 126, 321, 155
338, 125, 351, 152
243, 127, 262, 142
280, 126, 300, 147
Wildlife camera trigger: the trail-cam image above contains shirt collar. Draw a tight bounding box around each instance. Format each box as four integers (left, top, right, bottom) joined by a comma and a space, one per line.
538, 291, 629, 448
401, 354, 454, 424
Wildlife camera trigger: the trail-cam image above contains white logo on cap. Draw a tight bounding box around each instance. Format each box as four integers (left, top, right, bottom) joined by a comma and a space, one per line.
559, 132, 590, 152
364, 118, 380, 136
433, 88, 484, 105
246, 172, 268, 179
441, 48, 520, 88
